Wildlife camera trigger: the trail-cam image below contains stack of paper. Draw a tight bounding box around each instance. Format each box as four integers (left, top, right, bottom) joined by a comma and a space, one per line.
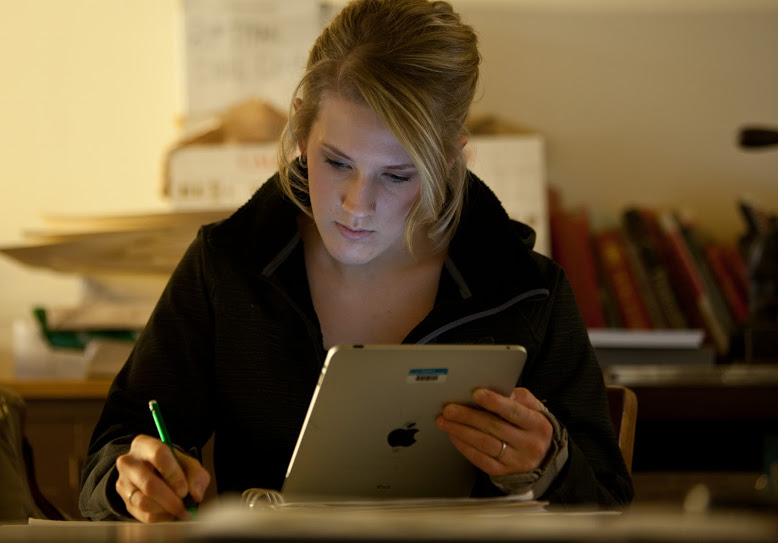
1, 209, 231, 379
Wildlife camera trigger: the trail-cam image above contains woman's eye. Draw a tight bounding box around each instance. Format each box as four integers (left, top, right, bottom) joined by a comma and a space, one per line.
386, 173, 412, 183
324, 157, 349, 170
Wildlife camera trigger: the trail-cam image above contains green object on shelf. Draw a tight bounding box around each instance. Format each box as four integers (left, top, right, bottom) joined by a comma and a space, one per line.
32, 307, 138, 350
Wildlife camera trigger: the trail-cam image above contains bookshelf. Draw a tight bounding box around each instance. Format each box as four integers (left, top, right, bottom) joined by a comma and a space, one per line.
550, 191, 778, 366
551, 192, 778, 502
617, 365, 778, 504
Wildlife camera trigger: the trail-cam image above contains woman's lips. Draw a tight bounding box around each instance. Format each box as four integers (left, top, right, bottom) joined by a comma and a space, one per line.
335, 222, 373, 241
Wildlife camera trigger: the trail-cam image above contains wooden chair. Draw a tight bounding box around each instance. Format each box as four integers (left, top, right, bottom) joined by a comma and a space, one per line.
606, 384, 638, 474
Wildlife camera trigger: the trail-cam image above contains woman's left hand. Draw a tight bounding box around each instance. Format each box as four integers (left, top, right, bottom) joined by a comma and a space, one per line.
435, 387, 553, 476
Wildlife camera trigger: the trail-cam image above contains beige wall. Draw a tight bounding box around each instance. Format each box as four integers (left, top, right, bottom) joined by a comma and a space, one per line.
0, 1, 178, 376
458, 2, 778, 235
1, 0, 777, 377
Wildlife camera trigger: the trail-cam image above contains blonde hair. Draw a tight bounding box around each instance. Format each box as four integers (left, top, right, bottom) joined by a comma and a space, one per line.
278, 0, 480, 251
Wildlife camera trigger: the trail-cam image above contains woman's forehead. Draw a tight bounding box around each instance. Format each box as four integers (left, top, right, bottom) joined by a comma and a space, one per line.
310, 96, 414, 165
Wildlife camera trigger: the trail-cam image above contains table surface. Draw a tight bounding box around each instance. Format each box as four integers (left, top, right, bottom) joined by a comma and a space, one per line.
1, 503, 777, 543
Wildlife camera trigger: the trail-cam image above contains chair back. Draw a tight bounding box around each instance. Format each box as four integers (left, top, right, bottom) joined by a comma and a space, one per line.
0, 386, 66, 522
606, 384, 638, 473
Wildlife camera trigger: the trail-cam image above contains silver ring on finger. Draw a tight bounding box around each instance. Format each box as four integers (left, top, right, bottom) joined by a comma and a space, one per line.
495, 439, 507, 460
128, 488, 140, 506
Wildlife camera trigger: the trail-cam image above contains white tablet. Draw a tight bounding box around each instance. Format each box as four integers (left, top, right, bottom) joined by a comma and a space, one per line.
281, 344, 527, 503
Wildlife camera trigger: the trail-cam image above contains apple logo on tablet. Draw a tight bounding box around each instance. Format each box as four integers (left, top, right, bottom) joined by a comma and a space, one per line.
387, 423, 418, 448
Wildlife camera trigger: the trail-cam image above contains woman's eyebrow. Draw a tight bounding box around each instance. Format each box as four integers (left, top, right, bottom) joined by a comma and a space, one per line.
321, 142, 351, 160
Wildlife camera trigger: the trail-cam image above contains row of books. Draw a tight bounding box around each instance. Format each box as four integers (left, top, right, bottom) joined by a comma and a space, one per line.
548, 189, 751, 362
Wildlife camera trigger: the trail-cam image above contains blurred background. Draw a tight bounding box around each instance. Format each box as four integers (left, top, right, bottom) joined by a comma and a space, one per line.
0, 0, 776, 375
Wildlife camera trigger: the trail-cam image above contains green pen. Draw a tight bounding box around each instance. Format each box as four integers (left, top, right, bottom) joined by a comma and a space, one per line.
148, 399, 198, 517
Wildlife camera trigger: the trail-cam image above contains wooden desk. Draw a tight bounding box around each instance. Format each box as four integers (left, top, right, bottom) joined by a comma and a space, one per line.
0, 379, 113, 399
0, 379, 113, 520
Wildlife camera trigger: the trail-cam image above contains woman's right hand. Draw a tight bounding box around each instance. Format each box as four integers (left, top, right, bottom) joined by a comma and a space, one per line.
115, 434, 211, 523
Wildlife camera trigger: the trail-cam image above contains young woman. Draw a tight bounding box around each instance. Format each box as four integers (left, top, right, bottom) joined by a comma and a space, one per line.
80, 0, 633, 523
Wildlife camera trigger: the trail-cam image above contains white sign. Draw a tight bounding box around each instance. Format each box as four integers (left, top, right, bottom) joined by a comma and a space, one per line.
181, 0, 324, 117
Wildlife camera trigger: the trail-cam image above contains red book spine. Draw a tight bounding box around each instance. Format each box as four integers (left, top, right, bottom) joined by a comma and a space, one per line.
621, 227, 669, 328
655, 211, 729, 355
622, 208, 688, 329
593, 228, 653, 329
549, 201, 607, 328
704, 243, 749, 325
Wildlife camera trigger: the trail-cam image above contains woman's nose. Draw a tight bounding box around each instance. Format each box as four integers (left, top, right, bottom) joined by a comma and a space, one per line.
341, 173, 376, 216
